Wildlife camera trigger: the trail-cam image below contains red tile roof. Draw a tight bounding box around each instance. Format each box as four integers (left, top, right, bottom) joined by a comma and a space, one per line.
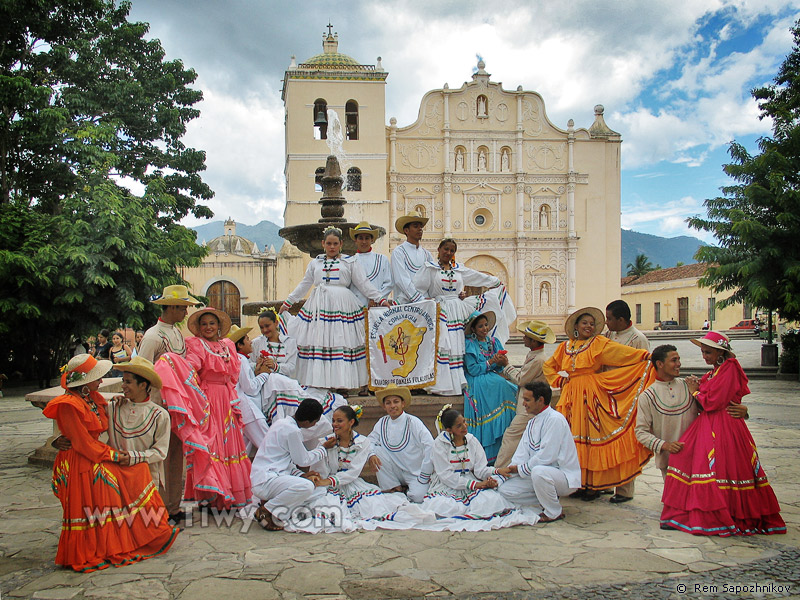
622, 262, 714, 286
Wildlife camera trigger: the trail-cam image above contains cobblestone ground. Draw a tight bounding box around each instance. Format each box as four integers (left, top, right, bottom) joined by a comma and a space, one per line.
1, 368, 797, 599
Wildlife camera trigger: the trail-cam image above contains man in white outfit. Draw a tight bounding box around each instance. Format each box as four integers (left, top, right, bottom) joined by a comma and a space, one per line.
497, 382, 581, 522
390, 211, 432, 305
250, 399, 336, 530
495, 320, 556, 468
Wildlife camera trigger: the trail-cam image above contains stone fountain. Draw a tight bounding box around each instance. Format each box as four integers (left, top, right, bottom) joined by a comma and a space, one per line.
242, 154, 385, 316
278, 154, 384, 257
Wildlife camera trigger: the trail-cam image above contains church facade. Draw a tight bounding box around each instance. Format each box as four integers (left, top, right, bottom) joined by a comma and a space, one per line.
281, 31, 623, 329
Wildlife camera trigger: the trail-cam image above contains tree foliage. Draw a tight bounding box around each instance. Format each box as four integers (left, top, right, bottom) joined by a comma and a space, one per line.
689, 20, 800, 324
0, 0, 212, 379
626, 253, 660, 277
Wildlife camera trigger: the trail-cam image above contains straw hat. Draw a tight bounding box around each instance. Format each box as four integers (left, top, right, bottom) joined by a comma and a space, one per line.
517, 320, 556, 344
226, 324, 253, 345
187, 307, 232, 337
691, 330, 736, 358
60, 354, 112, 389
394, 211, 429, 234
349, 221, 381, 241
151, 284, 200, 306
375, 383, 412, 406
465, 310, 496, 337
115, 356, 163, 389
564, 307, 605, 339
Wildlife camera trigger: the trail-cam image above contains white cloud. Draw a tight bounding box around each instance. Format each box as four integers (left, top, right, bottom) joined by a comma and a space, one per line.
622, 195, 717, 242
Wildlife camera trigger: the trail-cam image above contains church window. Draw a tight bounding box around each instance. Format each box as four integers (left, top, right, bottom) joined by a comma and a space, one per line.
345, 100, 359, 140
313, 98, 328, 140
346, 167, 362, 191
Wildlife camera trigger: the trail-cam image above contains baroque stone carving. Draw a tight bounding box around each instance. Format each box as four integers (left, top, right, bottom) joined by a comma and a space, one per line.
456, 101, 469, 121
503, 185, 513, 194
454, 219, 462, 229
418, 99, 442, 136
398, 141, 439, 170
526, 143, 566, 171
504, 220, 512, 228
522, 99, 543, 136
495, 103, 509, 122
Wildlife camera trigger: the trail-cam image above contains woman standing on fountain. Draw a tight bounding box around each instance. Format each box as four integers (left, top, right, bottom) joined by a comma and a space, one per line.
280, 226, 390, 392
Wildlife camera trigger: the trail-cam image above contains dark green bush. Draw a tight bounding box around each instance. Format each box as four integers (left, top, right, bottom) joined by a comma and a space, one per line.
779, 331, 800, 374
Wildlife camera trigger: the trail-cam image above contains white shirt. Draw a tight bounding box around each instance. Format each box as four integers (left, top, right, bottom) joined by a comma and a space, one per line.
607, 324, 649, 350
317, 433, 372, 488
368, 412, 434, 481
106, 398, 170, 488
511, 406, 581, 488
350, 251, 393, 307
235, 354, 269, 426
391, 242, 433, 304
414, 261, 500, 301
250, 418, 327, 487
430, 432, 499, 491
286, 254, 382, 305
250, 333, 298, 379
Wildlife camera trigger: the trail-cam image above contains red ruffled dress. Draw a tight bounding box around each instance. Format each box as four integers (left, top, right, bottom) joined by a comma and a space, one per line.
185, 337, 252, 509
43, 391, 178, 572
660, 358, 786, 536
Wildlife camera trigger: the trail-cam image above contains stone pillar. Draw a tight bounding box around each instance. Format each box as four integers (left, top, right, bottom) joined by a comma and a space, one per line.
444, 178, 452, 237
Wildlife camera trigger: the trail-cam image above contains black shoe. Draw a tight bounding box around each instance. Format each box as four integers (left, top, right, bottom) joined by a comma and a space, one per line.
600, 489, 614, 495
609, 494, 633, 504
569, 488, 586, 499
660, 522, 676, 530
581, 490, 600, 502
168, 512, 186, 527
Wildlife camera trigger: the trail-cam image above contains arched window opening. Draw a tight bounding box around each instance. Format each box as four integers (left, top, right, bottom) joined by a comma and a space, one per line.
207, 280, 241, 326
345, 100, 359, 140
313, 98, 328, 140
314, 167, 325, 192
346, 167, 362, 191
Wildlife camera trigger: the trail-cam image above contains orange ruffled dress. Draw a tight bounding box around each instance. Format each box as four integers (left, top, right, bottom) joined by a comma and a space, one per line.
544, 335, 654, 490
43, 391, 178, 572
185, 337, 252, 509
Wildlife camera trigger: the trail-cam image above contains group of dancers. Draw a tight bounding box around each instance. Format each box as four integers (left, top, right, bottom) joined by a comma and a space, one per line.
41, 213, 785, 572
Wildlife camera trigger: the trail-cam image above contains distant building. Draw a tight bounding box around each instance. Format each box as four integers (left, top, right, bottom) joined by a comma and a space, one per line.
180, 218, 306, 327
281, 30, 625, 328
621, 263, 752, 330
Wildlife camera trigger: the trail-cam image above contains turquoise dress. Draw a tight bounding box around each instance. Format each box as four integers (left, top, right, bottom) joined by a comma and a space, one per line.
463, 335, 517, 464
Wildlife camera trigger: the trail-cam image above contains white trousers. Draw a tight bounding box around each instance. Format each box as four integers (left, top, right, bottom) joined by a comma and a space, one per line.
251, 475, 317, 526
499, 465, 576, 519
242, 420, 269, 456
374, 455, 429, 503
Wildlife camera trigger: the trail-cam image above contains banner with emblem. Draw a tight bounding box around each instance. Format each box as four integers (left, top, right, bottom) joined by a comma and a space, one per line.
366, 300, 440, 390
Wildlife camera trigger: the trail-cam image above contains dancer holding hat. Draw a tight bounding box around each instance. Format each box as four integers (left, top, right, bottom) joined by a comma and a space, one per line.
184, 307, 252, 511
463, 310, 518, 464
391, 211, 432, 304
543, 307, 653, 501
43, 354, 178, 572
660, 332, 785, 536
494, 320, 556, 468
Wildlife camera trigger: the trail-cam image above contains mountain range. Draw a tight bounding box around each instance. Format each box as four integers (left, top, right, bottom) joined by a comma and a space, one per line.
190, 220, 706, 275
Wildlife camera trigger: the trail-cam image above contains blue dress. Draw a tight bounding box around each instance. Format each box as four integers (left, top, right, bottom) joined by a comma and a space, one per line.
463, 335, 517, 463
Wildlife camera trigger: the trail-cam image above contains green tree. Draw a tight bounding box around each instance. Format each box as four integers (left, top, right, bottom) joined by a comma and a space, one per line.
688, 20, 800, 341
0, 0, 212, 379
626, 253, 659, 277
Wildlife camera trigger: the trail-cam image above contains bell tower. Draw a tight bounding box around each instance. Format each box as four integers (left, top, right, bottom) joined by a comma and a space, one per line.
281, 28, 390, 252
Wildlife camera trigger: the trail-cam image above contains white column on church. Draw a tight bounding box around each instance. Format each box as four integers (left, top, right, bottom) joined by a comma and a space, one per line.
444, 181, 452, 237
567, 119, 576, 237
517, 253, 526, 315
567, 246, 577, 312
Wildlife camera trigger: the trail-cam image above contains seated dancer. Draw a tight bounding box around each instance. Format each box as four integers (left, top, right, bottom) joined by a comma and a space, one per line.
250, 399, 337, 531
44, 354, 178, 572
288, 406, 425, 533
421, 406, 525, 525
251, 307, 297, 379
228, 325, 271, 453
498, 382, 581, 523
368, 384, 434, 502
463, 310, 517, 463
108, 357, 171, 490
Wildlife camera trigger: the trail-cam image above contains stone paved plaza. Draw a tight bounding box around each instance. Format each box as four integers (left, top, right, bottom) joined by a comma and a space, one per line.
1, 340, 798, 599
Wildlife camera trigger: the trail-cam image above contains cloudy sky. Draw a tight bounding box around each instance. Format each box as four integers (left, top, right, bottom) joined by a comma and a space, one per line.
128, 0, 800, 242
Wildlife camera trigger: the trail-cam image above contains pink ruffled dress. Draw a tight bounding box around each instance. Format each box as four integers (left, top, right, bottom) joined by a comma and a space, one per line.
184, 337, 252, 509
660, 358, 785, 536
